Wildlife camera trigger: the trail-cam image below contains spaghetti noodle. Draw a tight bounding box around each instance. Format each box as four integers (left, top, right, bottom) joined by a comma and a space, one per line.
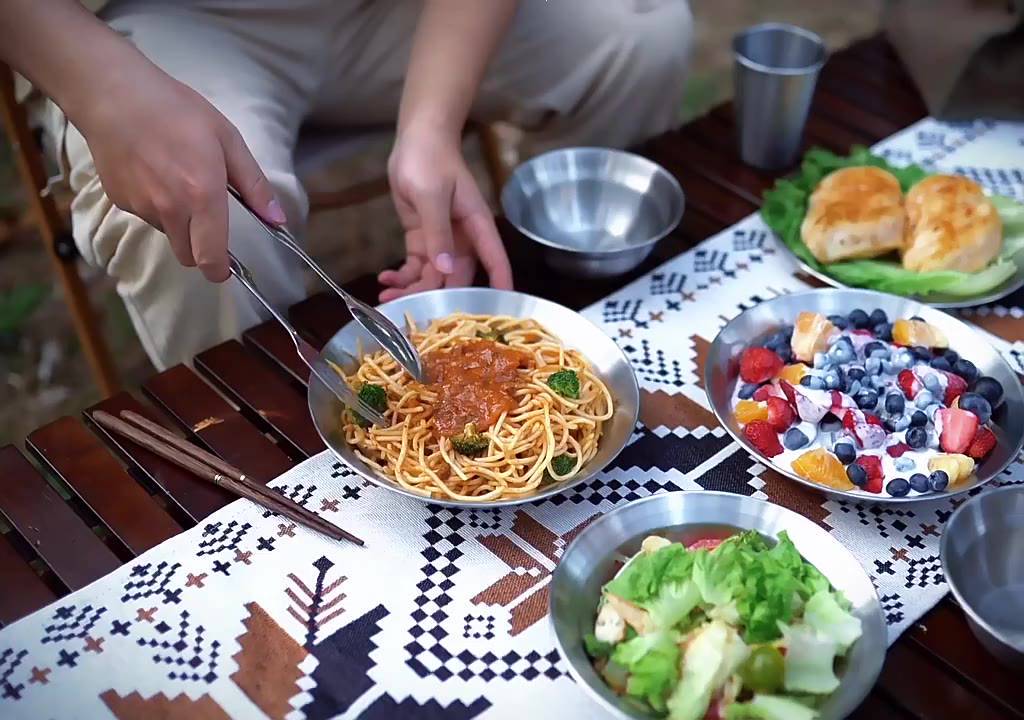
339, 313, 614, 502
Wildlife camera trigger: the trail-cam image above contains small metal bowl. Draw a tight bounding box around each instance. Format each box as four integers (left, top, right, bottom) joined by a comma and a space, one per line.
550, 491, 886, 719
501, 147, 684, 278
941, 485, 1024, 668
705, 288, 1024, 504
307, 288, 640, 508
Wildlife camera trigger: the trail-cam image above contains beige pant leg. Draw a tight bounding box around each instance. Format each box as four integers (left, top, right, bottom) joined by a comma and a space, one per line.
311, 0, 693, 149
61, 3, 328, 370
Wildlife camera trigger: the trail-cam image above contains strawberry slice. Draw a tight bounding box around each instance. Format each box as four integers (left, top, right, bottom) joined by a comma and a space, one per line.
779, 380, 799, 411
843, 409, 887, 448
766, 396, 795, 433
865, 413, 884, 427
967, 426, 996, 460
854, 455, 883, 493
743, 420, 783, 458
897, 369, 920, 399
752, 385, 775, 402
943, 371, 967, 406
886, 442, 911, 458
939, 408, 980, 454
851, 329, 874, 337
740, 348, 784, 384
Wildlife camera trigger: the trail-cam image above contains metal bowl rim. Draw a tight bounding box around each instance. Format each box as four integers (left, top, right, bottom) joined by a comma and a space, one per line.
548, 489, 885, 720
703, 287, 1024, 504
307, 287, 641, 508
500, 146, 685, 256
940, 484, 1024, 652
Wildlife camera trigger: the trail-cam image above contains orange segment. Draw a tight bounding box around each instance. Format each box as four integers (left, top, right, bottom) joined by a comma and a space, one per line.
791, 448, 854, 490
791, 312, 835, 363
892, 319, 949, 349
777, 363, 810, 385
735, 400, 769, 425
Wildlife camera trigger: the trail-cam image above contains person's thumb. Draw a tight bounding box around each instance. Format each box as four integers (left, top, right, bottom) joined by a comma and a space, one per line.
219, 122, 286, 225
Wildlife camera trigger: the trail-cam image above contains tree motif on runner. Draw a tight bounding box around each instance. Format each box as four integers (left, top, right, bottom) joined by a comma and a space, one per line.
196, 520, 252, 557
40, 604, 107, 644
135, 610, 220, 683
286, 556, 347, 647
0, 647, 28, 700
120, 561, 183, 605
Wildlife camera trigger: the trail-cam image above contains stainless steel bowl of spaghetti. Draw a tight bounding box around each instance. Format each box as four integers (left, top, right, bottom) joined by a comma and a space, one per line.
308, 288, 640, 507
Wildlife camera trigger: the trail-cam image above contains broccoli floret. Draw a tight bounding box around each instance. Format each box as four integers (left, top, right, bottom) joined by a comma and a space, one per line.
477, 329, 507, 344
550, 454, 576, 476
349, 383, 387, 428
547, 369, 580, 399
450, 423, 490, 457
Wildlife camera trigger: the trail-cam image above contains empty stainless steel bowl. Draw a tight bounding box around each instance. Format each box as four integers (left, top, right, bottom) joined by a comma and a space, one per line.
550, 491, 886, 719
941, 485, 1024, 668
501, 147, 684, 278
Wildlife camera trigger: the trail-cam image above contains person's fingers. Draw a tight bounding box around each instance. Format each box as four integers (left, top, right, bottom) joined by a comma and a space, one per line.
378, 255, 424, 287
462, 211, 513, 290
410, 185, 456, 276
443, 250, 476, 288
187, 173, 231, 282
381, 264, 443, 301
161, 211, 196, 268
219, 122, 286, 225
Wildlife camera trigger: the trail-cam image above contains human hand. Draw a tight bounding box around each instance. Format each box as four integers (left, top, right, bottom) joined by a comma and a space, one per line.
379, 126, 513, 302
75, 61, 284, 281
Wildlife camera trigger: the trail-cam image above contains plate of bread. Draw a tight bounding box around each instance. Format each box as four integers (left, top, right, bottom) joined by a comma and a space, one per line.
762, 147, 1024, 308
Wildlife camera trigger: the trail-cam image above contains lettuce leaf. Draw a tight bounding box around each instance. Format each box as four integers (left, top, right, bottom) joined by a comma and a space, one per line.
647, 580, 702, 631
667, 621, 749, 720
760, 146, 1024, 298
605, 543, 697, 604
724, 695, 819, 720
612, 631, 681, 712
802, 590, 863, 654
780, 623, 841, 694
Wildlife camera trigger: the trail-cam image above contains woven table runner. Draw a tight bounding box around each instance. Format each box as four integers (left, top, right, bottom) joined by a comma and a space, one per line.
2, 118, 1024, 720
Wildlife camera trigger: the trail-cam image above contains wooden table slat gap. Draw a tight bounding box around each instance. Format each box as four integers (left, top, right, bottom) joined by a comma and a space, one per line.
25, 418, 183, 559
0, 533, 59, 627
242, 321, 310, 388
0, 445, 123, 589
194, 339, 324, 460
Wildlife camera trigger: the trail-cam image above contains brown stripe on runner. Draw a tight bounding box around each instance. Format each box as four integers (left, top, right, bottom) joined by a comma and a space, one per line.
639, 389, 719, 432
100, 690, 231, 720
231, 602, 307, 720
692, 335, 712, 390
956, 308, 1024, 344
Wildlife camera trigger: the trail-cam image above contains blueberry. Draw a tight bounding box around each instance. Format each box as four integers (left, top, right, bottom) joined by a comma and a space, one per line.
943, 349, 960, 365
894, 457, 915, 472
828, 314, 849, 330
819, 412, 843, 433
813, 352, 828, 369
953, 358, 979, 382
894, 415, 912, 431
848, 379, 862, 396
894, 350, 914, 369
848, 308, 870, 329
973, 376, 1004, 406
909, 473, 930, 493
929, 470, 950, 492
865, 357, 882, 375
929, 356, 952, 372
883, 417, 898, 432
923, 374, 942, 394
828, 338, 855, 364
874, 322, 893, 341
914, 390, 935, 408
834, 442, 856, 464
808, 376, 826, 390
738, 383, 760, 400
855, 388, 879, 410
958, 392, 992, 424
886, 478, 911, 497
910, 410, 928, 427
910, 315, 926, 322
847, 463, 868, 487
869, 309, 888, 327
881, 360, 895, 375
911, 346, 933, 360
783, 427, 809, 450
906, 426, 927, 449
824, 370, 841, 390
884, 392, 905, 415
863, 341, 887, 358
846, 367, 866, 381
925, 402, 942, 421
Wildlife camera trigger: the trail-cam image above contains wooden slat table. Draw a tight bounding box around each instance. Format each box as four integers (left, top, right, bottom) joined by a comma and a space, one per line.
2, 35, 1020, 718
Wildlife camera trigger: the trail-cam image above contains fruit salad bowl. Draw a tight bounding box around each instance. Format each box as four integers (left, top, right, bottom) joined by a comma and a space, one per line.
705, 289, 1024, 503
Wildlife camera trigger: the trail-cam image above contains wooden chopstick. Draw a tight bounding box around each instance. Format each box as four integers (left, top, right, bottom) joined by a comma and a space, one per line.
91, 410, 364, 547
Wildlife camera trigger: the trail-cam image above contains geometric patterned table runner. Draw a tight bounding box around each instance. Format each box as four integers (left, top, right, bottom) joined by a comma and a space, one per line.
2, 117, 1023, 719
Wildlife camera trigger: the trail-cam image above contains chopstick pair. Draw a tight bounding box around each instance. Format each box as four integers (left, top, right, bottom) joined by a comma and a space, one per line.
92, 410, 364, 547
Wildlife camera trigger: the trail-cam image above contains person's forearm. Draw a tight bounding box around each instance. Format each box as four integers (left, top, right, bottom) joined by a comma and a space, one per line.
398, 0, 518, 139
0, 0, 150, 122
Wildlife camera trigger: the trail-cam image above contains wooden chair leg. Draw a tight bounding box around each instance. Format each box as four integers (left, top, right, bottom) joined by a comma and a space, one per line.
0, 68, 119, 396
477, 123, 511, 203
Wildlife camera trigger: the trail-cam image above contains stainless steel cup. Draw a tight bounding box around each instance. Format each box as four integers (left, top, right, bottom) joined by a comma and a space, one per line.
733, 23, 825, 170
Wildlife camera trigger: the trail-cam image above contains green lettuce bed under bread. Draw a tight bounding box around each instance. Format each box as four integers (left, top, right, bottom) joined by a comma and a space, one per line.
761, 147, 1024, 298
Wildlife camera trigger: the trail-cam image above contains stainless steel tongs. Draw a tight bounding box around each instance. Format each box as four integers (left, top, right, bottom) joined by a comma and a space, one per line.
227, 251, 387, 426
227, 186, 425, 384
